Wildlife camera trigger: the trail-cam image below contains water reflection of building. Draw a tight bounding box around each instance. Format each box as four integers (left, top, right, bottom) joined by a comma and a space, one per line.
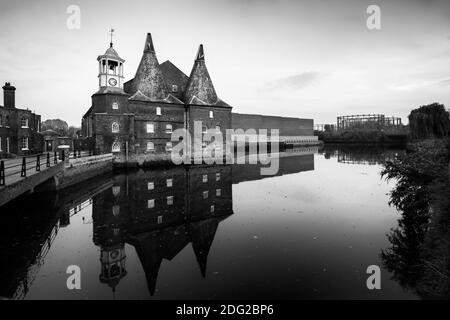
92, 165, 233, 295
0, 148, 315, 299
321, 146, 404, 165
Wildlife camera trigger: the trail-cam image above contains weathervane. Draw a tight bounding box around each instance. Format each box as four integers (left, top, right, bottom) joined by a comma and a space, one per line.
109, 28, 115, 47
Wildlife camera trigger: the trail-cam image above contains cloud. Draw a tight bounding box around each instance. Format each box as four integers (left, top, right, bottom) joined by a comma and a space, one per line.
267, 72, 321, 90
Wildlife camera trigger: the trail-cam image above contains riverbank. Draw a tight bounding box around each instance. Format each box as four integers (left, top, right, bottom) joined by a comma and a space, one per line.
381, 138, 450, 298
317, 130, 408, 146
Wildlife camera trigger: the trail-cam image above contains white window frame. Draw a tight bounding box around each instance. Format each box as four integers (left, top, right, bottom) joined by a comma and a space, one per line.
165, 124, 173, 134
202, 125, 207, 134
112, 122, 120, 133
146, 123, 154, 133
112, 205, 120, 216
216, 173, 221, 181
166, 178, 173, 187
203, 191, 209, 199
202, 174, 208, 183
112, 141, 121, 153
112, 102, 119, 110
147, 141, 155, 151
210, 205, 215, 213
157, 215, 163, 224
167, 196, 174, 205
216, 189, 221, 197
148, 199, 155, 209
21, 118, 29, 128
156, 107, 161, 116
147, 182, 154, 190
21, 137, 29, 150
166, 142, 172, 152
209, 111, 214, 119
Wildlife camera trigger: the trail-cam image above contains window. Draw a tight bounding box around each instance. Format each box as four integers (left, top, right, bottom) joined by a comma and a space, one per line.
172, 85, 178, 92
210, 205, 215, 213
202, 125, 207, 134
5, 116, 9, 127
202, 174, 208, 183
147, 141, 155, 151
156, 107, 161, 116
112, 186, 121, 197
216, 173, 221, 181
203, 191, 209, 199
216, 189, 221, 197
166, 142, 172, 152
21, 137, 29, 150
167, 196, 173, 205
216, 125, 220, 132
146, 123, 154, 133
157, 216, 163, 224
6, 138, 9, 153
147, 182, 154, 190
112, 102, 119, 110
112, 141, 120, 152
148, 199, 155, 208
112, 205, 120, 216
166, 179, 173, 187
165, 124, 172, 134
112, 122, 120, 133
209, 111, 214, 119
21, 118, 29, 128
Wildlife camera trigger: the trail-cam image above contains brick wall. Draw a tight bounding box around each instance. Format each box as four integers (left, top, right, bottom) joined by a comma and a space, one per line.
232, 113, 313, 136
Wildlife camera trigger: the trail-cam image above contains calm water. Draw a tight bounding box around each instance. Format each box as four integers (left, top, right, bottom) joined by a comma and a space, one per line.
0, 146, 418, 299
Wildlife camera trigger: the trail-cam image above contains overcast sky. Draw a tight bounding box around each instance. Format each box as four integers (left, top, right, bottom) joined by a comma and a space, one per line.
0, 0, 449, 126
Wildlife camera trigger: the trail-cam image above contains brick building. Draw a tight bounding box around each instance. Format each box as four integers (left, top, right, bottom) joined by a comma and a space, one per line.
0, 82, 43, 157
82, 33, 232, 161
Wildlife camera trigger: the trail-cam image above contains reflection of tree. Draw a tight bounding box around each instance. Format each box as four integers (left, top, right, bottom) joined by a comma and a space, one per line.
381, 139, 450, 299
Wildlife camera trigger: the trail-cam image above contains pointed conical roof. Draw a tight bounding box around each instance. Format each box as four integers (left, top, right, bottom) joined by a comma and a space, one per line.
184, 44, 218, 105
190, 219, 219, 278
129, 33, 168, 101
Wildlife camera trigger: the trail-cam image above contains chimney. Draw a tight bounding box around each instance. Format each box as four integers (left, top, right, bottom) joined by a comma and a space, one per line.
2, 82, 16, 108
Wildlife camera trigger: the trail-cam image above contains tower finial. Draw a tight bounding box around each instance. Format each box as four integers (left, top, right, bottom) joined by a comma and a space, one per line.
144, 33, 155, 53
196, 44, 204, 61
109, 28, 115, 47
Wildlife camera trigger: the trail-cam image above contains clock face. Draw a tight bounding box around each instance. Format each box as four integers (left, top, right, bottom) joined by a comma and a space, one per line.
108, 78, 117, 86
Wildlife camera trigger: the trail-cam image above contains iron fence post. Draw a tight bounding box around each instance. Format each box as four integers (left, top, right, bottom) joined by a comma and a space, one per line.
21, 157, 26, 177
0, 160, 5, 186
36, 155, 41, 172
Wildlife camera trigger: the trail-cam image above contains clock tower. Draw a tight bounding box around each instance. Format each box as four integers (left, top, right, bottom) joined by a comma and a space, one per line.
97, 31, 125, 92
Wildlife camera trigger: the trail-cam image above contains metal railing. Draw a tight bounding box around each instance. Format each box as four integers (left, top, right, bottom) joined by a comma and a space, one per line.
0, 152, 63, 187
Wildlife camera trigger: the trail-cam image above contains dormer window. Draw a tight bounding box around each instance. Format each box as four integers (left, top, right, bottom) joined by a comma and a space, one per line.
172, 85, 178, 92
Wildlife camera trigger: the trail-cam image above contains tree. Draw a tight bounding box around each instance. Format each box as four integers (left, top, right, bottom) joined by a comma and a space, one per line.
408, 103, 450, 140
42, 119, 69, 136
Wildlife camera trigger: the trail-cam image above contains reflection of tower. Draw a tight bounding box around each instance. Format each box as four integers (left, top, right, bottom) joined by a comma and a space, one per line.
99, 243, 127, 295
190, 219, 220, 277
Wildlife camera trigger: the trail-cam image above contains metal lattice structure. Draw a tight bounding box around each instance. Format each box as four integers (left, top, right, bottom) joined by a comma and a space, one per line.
336, 114, 402, 132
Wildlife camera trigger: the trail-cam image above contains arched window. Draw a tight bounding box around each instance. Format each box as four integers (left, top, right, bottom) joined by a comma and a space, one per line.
112, 141, 121, 153
112, 122, 120, 133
